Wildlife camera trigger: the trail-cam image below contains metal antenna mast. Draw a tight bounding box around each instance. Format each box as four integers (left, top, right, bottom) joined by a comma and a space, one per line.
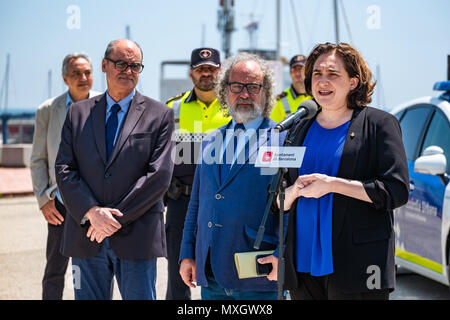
217, 0, 236, 58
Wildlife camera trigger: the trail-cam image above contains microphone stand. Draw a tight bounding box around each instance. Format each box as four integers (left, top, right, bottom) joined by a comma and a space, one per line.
254, 119, 304, 300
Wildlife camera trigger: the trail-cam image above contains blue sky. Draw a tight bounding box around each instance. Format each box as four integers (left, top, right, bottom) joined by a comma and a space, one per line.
0, 0, 449, 111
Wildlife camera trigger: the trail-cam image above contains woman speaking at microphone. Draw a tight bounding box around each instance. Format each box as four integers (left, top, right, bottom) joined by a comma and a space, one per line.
273, 43, 409, 299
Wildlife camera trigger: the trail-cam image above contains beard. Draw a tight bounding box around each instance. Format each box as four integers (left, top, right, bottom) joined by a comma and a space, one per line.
227, 97, 265, 123
193, 76, 216, 92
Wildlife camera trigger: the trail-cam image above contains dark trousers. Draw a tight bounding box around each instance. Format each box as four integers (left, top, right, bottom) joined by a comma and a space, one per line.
72, 239, 157, 300
42, 198, 70, 300
165, 195, 191, 300
289, 272, 389, 300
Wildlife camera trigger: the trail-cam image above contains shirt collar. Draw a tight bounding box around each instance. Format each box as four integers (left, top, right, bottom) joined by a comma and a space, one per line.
65, 92, 74, 109
290, 85, 299, 99
185, 88, 219, 105
185, 89, 197, 103
105, 89, 135, 113
290, 85, 307, 99
231, 116, 264, 131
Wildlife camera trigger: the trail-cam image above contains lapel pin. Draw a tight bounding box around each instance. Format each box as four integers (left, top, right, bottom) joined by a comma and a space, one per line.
350, 132, 355, 139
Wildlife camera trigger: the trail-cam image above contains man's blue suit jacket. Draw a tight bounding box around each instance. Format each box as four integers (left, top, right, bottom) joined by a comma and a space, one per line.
179, 117, 287, 291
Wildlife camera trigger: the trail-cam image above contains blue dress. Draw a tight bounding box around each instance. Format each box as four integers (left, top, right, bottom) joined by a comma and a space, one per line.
295, 119, 350, 276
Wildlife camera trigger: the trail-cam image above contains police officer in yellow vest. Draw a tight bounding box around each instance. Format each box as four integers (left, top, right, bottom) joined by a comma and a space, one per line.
270, 54, 313, 123
165, 48, 231, 300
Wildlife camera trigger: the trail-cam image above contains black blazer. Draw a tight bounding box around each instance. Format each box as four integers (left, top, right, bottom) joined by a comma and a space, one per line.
55, 91, 175, 259
282, 106, 409, 293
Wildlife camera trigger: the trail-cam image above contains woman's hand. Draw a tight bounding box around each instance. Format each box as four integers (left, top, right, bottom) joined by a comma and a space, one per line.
279, 174, 333, 210
294, 174, 334, 198
279, 173, 372, 210
278, 178, 305, 211
295, 174, 373, 203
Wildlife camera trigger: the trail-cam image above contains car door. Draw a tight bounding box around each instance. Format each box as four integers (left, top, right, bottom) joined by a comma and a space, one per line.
395, 104, 448, 274
414, 108, 449, 270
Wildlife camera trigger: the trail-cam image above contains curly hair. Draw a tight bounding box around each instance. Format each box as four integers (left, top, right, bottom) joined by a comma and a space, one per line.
304, 42, 376, 109
216, 52, 275, 118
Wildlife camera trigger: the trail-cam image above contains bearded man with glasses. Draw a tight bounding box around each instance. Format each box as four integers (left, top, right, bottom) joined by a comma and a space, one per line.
179, 52, 286, 300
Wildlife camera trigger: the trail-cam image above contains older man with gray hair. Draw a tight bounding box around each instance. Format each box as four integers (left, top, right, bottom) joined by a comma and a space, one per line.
55, 39, 174, 300
179, 52, 286, 300
30, 52, 100, 299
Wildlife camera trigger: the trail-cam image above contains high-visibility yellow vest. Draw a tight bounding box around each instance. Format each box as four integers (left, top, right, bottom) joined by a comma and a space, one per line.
166, 90, 231, 140
270, 86, 313, 123
166, 90, 231, 184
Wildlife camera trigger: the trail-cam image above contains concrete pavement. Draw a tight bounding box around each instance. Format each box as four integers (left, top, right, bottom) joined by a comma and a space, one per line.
0, 167, 33, 196
0, 196, 200, 300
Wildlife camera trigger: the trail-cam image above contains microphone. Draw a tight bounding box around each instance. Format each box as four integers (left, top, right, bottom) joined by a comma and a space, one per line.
274, 100, 318, 132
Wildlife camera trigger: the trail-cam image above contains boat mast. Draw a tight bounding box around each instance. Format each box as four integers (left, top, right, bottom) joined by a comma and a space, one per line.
47, 70, 52, 99
1, 54, 10, 112
333, 0, 339, 43
276, 0, 281, 59
1, 54, 10, 143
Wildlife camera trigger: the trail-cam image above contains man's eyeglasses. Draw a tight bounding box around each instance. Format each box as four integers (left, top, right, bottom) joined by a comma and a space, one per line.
105, 57, 144, 74
227, 82, 264, 94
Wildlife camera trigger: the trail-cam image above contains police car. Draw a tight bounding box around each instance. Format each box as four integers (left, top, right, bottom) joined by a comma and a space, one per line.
391, 80, 450, 287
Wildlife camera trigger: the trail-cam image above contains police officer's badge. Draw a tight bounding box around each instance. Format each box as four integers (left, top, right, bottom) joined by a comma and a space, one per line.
199, 49, 212, 59
275, 91, 288, 100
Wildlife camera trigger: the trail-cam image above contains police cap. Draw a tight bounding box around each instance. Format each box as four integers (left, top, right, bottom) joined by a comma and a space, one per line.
191, 48, 221, 69
290, 54, 307, 68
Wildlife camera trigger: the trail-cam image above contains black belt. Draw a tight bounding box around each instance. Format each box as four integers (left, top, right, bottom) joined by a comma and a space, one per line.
179, 183, 192, 196
167, 177, 192, 200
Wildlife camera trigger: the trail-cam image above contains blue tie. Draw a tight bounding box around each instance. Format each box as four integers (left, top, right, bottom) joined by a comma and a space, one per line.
220, 123, 245, 183
105, 104, 121, 160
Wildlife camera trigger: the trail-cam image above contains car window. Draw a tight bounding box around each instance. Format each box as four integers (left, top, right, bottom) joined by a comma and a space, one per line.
398, 105, 432, 160
394, 110, 405, 121
420, 109, 450, 173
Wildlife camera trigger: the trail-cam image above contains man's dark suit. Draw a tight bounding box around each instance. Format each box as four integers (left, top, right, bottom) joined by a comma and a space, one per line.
55, 91, 174, 260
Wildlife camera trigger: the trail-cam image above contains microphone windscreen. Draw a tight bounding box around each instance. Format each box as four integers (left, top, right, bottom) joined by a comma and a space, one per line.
299, 100, 318, 119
